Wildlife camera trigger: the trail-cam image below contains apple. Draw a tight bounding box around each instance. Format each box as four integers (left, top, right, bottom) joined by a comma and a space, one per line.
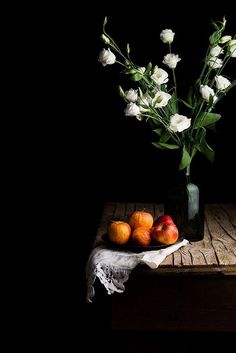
108, 221, 131, 245
132, 227, 152, 247
151, 222, 179, 245
128, 210, 153, 230
154, 214, 174, 226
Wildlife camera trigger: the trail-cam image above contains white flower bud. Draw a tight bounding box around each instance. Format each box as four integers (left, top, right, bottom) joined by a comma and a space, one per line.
219, 35, 232, 44
229, 44, 236, 58
160, 29, 175, 44
207, 57, 223, 69
228, 39, 236, 47
210, 45, 223, 57
101, 34, 110, 44
98, 48, 116, 66
215, 75, 231, 90
137, 67, 146, 74
200, 85, 217, 103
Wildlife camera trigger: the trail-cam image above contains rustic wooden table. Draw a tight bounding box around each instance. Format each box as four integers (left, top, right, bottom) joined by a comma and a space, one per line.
95, 202, 236, 332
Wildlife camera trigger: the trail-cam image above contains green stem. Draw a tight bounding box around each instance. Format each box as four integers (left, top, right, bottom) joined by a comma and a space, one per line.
172, 69, 178, 112
115, 60, 127, 68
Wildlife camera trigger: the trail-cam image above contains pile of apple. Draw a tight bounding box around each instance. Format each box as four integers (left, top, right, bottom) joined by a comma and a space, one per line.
108, 210, 179, 247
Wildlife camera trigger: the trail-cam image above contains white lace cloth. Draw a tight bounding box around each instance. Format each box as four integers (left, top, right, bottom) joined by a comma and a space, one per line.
86, 239, 188, 303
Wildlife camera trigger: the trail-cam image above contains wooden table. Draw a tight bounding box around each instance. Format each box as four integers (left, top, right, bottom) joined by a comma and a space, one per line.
95, 202, 236, 332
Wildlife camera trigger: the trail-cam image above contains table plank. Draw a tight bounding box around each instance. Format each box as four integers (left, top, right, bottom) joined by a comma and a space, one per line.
222, 204, 236, 228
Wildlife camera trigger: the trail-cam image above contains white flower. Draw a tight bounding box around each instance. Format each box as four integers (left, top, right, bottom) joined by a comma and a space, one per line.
124, 103, 140, 117
210, 45, 223, 57
169, 114, 191, 132
98, 48, 116, 66
137, 67, 146, 74
207, 57, 223, 69
163, 53, 181, 69
200, 85, 217, 103
228, 39, 236, 46
152, 91, 172, 108
160, 29, 175, 44
219, 35, 232, 44
125, 89, 138, 102
229, 44, 236, 58
151, 67, 169, 85
215, 75, 231, 90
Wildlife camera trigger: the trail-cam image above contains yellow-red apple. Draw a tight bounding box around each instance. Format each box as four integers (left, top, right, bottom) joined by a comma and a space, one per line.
151, 222, 179, 245
131, 227, 152, 247
128, 210, 153, 230
108, 221, 131, 245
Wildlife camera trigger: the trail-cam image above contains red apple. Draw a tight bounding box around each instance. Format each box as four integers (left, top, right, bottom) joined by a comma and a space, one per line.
154, 214, 174, 226
151, 222, 179, 245
131, 227, 152, 247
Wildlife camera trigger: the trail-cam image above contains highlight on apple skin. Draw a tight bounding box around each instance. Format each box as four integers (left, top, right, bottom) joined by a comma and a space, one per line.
151, 221, 179, 245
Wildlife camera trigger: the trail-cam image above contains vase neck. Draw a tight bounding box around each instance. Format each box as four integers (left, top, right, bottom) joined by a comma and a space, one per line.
185, 164, 191, 183
185, 164, 190, 176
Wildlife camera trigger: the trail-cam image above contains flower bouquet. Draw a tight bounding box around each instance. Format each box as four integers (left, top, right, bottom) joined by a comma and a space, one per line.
98, 17, 236, 241
99, 17, 235, 171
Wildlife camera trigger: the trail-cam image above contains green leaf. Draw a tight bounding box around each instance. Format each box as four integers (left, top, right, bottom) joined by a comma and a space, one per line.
131, 73, 143, 81
191, 147, 198, 159
187, 86, 194, 106
179, 147, 191, 170
168, 94, 177, 113
197, 138, 215, 162
178, 99, 193, 109
209, 30, 221, 45
194, 112, 221, 129
198, 127, 206, 143
126, 43, 130, 54
160, 131, 171, 143
206, 123, 216, 131
152, 142, 180, 150
153, 128, 163, 136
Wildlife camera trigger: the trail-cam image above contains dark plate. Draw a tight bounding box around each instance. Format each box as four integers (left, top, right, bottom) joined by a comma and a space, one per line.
102, 234, 184, 253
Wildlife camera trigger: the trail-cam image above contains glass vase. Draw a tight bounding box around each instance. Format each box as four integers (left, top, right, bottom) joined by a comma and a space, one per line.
164, 164, 204, 242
